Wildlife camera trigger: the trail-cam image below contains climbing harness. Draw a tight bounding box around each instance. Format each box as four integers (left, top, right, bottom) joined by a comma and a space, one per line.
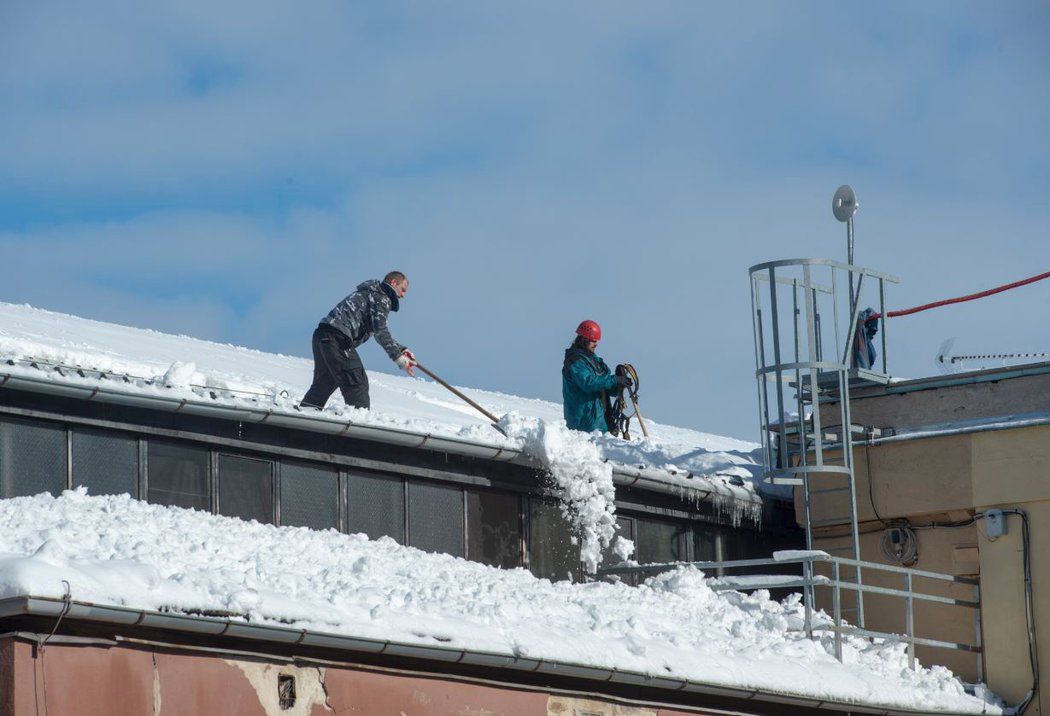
607, 364, 649, 440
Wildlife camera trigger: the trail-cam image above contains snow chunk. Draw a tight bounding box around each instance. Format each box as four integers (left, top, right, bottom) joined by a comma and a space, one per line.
773, 549, 831, 562
162, 361, 197, 388
501, 413, 627, 572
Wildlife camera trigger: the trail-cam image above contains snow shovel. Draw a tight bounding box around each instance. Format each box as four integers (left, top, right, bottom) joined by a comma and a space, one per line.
414, 362, 508, 437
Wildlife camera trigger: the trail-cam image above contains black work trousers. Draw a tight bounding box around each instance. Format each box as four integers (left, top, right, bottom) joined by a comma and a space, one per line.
301, 325, 370, 410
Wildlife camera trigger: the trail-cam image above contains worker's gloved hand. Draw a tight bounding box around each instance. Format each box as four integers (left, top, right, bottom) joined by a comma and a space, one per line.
396, 349, 417, 376
616, 374, 633, 389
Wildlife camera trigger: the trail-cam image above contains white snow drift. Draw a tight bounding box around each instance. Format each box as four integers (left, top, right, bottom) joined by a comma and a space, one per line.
0, 491, 1000, 714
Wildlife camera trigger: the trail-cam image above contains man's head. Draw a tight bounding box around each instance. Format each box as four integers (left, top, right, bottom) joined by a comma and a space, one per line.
575, 320, 601, 352
384, 270, 409, 299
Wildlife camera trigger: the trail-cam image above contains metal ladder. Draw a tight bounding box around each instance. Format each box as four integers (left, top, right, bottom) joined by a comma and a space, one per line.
749, 258, 898, 629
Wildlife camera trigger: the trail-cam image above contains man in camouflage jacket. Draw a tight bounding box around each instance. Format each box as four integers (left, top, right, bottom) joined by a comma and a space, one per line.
301, 271, 417, 410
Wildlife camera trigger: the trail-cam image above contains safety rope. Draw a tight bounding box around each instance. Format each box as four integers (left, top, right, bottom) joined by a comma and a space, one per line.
607, 364, 641, 440
867, 270, 1050, 322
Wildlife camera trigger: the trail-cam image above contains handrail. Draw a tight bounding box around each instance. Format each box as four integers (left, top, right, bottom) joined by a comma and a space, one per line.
748, 257, 900, 284
597, 551, 981, 671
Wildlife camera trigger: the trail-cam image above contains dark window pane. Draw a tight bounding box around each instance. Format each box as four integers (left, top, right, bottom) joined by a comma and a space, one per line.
600, 516, 635, 569
693, 524, 719, 562
467, 490, 522, 568
347, 472, 404, 543
408, 481, 464, 557
635, 518, 686, 565
147, 441, 210, 511
72, 429, 138, 497
723, 527, 761, 560
218, 454, 273, 524
0, 417, 66, 498
280, 461, 338, 530
528, 499, 579, 582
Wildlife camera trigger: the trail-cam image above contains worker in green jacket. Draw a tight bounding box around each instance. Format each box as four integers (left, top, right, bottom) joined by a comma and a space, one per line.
562, 320, 631, 432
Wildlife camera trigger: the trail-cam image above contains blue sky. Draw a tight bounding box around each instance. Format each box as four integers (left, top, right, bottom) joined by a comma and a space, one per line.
2, 1, 1048, 440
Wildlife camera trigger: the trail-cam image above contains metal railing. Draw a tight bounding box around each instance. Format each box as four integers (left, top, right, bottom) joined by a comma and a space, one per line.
598, 551, 982, 675
749, 258, 901, 630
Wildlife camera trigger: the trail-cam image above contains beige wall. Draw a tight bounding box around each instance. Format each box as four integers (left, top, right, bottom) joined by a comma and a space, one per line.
972, 426, 1050, 714
796, 420, 1050, 714
810, 527, 981, 681
842, 369, 1050, 429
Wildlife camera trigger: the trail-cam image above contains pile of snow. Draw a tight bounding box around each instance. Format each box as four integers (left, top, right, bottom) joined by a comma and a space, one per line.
0, 302, 775, 509
0, 491, 1000, 714
502, 414, 632, 571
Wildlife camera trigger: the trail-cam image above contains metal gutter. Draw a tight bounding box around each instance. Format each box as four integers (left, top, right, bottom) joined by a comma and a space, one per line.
608, 462, 763, 506
0, 370, 516, 462
0, 595, 963, 715
0, 367, 763, 507
865, 411, 1050, 446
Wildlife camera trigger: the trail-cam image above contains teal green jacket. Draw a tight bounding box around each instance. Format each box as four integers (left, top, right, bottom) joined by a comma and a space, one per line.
562, 346, 619, 432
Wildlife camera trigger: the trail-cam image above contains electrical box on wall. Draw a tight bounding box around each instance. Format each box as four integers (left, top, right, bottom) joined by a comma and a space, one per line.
984, 509, 1006, 540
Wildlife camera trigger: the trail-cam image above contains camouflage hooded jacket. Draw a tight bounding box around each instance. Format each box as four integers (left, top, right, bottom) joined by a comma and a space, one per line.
320, 280, 406, 361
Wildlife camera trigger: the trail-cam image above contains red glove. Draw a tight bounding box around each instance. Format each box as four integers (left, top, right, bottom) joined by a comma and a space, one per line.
396, 349, 417, 376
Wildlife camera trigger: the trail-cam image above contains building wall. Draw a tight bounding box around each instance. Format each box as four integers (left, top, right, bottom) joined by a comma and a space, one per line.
0, 637, 735, 716
971, 426, 1049, 714
846, 368, 1050, 428
796, 373, 1050, 714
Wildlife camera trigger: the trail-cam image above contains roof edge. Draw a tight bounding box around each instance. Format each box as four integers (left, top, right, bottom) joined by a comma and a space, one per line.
0, 595, 962, 716
0, 367, 762, 508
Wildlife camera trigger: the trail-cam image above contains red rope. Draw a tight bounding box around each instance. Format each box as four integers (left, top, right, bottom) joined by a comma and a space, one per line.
868, 270, 1050, 322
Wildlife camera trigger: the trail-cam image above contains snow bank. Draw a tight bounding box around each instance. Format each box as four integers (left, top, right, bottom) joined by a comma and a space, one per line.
0, 491, 1002, 714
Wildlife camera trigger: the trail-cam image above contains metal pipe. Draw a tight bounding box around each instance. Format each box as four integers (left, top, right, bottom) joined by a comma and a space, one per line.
803, 558, 814, 639
748, 257, 898, 284
905, 573, 915, 670
833, 561, 843, 661
414, 361, 506, 436
865, 414, 1050, 446
879, 279, 888, 374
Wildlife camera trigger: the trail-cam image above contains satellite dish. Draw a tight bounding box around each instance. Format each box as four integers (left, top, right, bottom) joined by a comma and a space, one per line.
832, 185, 858, 222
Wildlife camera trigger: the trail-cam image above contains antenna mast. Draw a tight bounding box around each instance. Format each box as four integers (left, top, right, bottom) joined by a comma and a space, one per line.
833, 185, 859, 316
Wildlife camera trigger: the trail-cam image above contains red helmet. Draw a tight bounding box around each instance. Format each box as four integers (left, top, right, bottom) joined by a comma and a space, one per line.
575, 320, 602, 342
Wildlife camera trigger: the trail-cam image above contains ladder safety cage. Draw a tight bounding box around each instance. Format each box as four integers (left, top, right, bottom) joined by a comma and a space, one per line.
749, 257, 899, 629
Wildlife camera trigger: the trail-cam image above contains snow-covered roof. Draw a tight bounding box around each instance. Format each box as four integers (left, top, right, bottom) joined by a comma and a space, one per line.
0, 302, 778, 508
0, 491, 1001, 715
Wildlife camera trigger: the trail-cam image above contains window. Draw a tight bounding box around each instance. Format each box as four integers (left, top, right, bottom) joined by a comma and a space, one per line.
147, 441, 210, 511
72, 429, 138, 497
218, 453, 274, 524
634, 517, 687, 565
692, 523, 719, 562
280, 461, 339, 531
408, 481, 464, 557
347, 472, 404, 542
467, 490, 522, 568
599, 515, 635, 570
0, 417, 66, 498
528, 499, 579, 582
